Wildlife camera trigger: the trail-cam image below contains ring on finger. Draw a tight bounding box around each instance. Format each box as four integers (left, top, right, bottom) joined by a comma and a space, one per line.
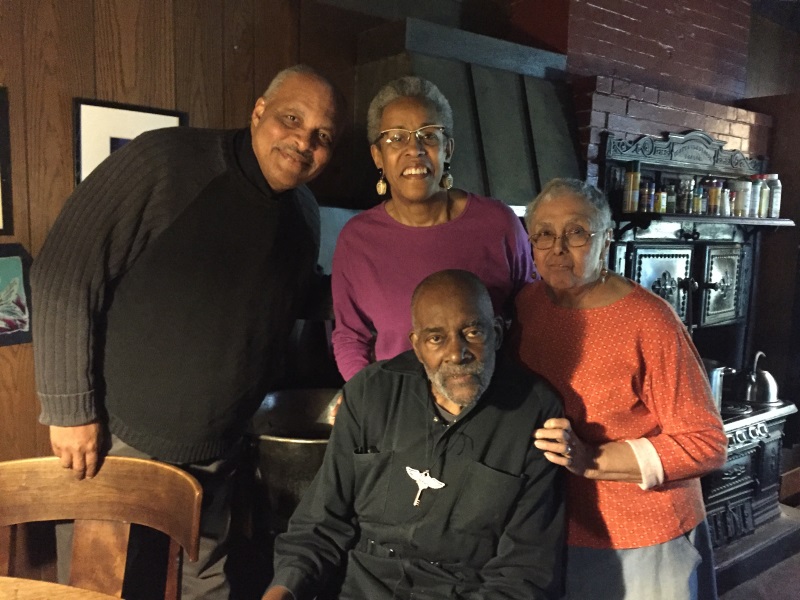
564, 443, 572, 457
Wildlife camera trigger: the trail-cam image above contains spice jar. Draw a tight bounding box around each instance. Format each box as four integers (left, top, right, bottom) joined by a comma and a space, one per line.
666, 184, 677, 213
729, 180, 751, 217
678, 178, 694, 214
766, 174, 782, 218
708, 179, 721, 216
750, 175, 763, 218
655, 186, 667, 213
638, 180, 649, 212
691, 185, 703, 215
623, 161, 641, 213
758, 175, 770, 218
720, 187, 731, 216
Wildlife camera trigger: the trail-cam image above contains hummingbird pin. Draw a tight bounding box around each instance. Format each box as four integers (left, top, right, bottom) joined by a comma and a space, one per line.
405, 466, 445, 506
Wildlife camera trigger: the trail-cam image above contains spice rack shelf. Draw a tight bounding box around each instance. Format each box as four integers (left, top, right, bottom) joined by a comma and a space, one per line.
617, 213, 795, 228
604, 130, 785, 223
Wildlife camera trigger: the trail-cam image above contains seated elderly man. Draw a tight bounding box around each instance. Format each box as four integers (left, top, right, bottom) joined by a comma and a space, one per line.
263, 269, 565, 600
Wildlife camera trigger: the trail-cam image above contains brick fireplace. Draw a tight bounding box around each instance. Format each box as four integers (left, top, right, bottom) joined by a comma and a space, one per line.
569, 74, 774, 186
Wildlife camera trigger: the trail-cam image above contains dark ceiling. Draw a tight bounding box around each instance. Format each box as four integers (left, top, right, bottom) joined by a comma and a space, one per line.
753, 0, 800, 33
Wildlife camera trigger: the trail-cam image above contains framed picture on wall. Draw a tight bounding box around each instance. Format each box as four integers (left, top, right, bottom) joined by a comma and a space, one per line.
73, 98, 187, 184
0, 86, 13, 236
0, 244, 32, 347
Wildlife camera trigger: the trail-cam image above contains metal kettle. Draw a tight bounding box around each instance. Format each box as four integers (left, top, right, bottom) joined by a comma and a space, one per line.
745, 351, 780, 405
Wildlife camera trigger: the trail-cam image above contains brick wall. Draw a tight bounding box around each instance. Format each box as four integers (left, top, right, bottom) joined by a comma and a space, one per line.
572, 75, 773, 186
483, 0, 751, 104
505, 0, 569, 54
567, 0, 751, 104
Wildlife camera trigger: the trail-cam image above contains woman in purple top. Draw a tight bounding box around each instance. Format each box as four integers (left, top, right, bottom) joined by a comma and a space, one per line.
331, 76, 533, 381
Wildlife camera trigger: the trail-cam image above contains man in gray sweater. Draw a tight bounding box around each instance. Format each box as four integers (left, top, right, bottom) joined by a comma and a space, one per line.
31, 64, 344, 599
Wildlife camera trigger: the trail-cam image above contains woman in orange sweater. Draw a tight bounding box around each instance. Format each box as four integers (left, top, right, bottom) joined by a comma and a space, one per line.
512, 178, 728, 600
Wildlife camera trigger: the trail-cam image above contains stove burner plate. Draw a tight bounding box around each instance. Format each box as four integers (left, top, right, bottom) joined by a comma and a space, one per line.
721, 402, 753, 417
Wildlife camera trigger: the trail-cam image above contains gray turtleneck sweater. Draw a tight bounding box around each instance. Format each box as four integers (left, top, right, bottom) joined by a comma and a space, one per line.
32, 126, 319, 463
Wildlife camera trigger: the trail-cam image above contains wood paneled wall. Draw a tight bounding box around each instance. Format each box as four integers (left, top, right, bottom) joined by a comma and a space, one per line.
746, 15, 800, 98
0, 0, 382, 462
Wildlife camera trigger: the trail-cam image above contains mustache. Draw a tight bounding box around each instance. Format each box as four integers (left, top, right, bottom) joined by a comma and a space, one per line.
437, 363, 484, 378
279, 144, 313, 165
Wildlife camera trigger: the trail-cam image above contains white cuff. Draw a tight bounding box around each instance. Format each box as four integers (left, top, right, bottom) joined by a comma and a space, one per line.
625, 438, 664, 490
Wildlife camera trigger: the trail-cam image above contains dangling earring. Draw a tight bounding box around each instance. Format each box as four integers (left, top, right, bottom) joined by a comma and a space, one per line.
600, 266, 609, 284
376, 169, 387, 195
440, 162, 453, 190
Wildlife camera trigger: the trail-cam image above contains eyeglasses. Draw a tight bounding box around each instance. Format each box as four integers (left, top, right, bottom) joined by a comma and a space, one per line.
375, 125, 447, 148
529, 227, 598, 250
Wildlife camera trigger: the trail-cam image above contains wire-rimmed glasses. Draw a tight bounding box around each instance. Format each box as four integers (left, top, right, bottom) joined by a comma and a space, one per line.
529, 227, 598, 250
374, 125, 446, 148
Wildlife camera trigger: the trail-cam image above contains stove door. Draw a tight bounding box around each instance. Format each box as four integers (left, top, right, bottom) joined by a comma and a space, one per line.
609, 241, 628, 276
699, 244, 742, 326
630, 244, 693, 322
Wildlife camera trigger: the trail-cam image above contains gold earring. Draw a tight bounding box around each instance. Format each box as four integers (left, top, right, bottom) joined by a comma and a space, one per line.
440, 162, 453, 190
376, 169, 387, 195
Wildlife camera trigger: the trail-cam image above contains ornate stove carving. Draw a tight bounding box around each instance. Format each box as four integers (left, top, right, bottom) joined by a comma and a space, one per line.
629, 245, 692, 322
700, 245, 742, 326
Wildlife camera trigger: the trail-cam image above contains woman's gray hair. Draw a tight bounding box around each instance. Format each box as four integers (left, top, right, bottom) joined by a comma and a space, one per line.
366, 76, 454, 144
525, 178, 613, 233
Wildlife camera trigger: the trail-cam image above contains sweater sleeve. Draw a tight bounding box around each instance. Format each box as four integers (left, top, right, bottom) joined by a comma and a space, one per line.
330, 225, 374, 381
639, 306, 728, 482
31, 129, 223, 426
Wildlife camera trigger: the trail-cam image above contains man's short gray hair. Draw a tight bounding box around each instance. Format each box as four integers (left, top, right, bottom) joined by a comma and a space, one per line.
261, 65, 324, 100
367, 76, 454, 144
260, 65, 345, 129
525, 178, 613, 233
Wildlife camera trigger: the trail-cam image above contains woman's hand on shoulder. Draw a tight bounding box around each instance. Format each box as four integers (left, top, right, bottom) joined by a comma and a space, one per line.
533, 418, 593, 477
533, 418, 645, 482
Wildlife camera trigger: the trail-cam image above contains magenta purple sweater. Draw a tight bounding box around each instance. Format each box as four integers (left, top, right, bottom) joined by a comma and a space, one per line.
331, 194, 533, 380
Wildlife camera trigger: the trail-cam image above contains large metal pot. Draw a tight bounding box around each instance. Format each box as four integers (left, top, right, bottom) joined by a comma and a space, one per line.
702, 359, 735, 411
249, 388, 340, 534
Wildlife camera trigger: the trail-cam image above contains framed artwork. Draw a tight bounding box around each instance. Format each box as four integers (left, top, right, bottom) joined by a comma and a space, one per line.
0, 86, 12, 235
0, 243, 32, 346
73, 98, 187, 184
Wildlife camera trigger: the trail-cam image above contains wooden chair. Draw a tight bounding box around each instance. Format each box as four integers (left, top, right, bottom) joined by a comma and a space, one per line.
0, 456, 202, 599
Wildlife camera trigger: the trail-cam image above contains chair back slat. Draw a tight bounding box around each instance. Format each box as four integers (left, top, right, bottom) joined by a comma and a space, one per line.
69, 519, 130, 596
164, 538, 183, 600
0, 525, 13, 576
0, 456, 202, 599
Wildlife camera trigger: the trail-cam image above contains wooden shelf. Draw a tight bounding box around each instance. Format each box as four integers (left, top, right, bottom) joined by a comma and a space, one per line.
617, 213, 795, 227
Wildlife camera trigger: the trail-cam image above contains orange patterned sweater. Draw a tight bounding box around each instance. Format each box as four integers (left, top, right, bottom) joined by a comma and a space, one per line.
513, 281, 728, 549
